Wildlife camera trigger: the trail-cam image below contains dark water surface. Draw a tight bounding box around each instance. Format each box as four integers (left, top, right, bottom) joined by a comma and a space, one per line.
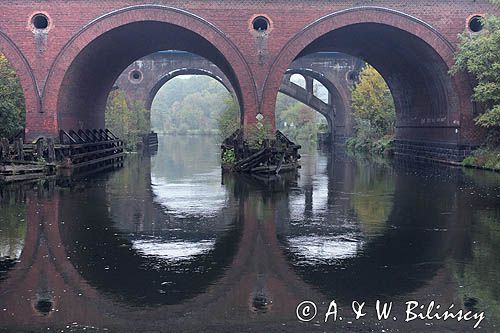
0, 135, 499, 332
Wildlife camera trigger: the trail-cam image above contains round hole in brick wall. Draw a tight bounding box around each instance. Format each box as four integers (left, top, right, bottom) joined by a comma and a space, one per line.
129, 70, 143, 82
252, 16, 269, 32
468, 16, 484, 33
32, 13, 49, 30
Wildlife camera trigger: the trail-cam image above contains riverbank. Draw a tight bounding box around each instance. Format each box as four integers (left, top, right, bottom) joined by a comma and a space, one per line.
345, 135, 394, 156
344, 136, 499, 173
462, 147, 500, 172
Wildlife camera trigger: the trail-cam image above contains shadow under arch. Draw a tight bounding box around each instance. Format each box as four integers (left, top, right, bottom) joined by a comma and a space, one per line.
263, 6, 470, 144
42, 5, 257, 133
146, 68, 234, 111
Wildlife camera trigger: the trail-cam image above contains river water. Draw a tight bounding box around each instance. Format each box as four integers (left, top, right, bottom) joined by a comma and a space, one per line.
0, 135, 499, 332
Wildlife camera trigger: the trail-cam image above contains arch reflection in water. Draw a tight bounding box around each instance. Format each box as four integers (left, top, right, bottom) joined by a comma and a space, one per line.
277, 150, 458, 301
59, 138, 242, 306
0, 136, 499, 332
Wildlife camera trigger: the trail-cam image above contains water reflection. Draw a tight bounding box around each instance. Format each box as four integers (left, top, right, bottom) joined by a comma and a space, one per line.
0, 135, 498, 332
58, 141, 242, 306
0, 185, 26, 281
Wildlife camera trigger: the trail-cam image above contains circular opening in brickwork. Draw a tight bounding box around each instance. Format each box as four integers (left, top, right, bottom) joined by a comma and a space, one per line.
32, 14, 49, 30
253, 16, 269, 32
129, 70, 143, 83
469, 16, 484, 33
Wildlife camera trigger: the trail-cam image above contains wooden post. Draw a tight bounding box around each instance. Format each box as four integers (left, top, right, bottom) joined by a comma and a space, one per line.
36, 138, 44, 161
14, 138, 24, 161
0, 138, 8, 161
47, 138, 55, 163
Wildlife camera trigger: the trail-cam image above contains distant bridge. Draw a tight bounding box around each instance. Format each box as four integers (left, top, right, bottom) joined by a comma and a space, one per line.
114, 51, 362, 143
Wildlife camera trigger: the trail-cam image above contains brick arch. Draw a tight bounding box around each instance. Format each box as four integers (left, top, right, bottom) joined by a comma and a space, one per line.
42, 5, 257, 136
146, 68, 234, 111
264, 7, 475, 146
0, 31, 40, 140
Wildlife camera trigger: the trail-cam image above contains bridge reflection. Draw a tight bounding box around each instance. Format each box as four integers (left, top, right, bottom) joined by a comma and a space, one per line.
0, 144, 498, 331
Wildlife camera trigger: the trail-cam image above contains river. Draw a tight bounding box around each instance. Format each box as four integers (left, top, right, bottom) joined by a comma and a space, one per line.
0, 134, 499, 332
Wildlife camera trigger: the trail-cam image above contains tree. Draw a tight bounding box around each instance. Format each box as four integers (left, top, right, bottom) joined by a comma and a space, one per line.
105, 89, 150, 150
348, 65, 395, 153
217, 97, 240, 141
0, 54, 25, 139
105, 89, 130, 140
452, 14, 500, 132
151, 76, 232, 134
351, 65, 395, 138
275, 93, 325, 147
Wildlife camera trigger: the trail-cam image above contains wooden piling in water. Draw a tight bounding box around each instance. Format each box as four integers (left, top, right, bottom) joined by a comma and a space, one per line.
0, 138, 8, 161
47, 138, 55, 163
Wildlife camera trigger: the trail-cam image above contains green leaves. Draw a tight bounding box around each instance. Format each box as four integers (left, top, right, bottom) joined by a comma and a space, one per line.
151, 76, 232, 134
0, 54, 25, 139
452, 14, 500, 129
275, 93, 324, 147
218, 97, 240, 141
349, 65, 395, 154
247, 118, 273, 149
105, 89, 150, 150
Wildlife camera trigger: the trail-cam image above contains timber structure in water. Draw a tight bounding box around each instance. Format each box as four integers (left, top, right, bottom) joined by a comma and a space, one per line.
221, 130, 301, 175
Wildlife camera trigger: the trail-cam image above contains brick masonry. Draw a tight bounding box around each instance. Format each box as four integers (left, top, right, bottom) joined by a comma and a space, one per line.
0, 0, 497, 161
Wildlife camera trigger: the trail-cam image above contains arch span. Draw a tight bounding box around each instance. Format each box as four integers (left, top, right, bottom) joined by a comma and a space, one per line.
42, 5, 257, 135
146, 68, 234, 111
264, 7, 475, 160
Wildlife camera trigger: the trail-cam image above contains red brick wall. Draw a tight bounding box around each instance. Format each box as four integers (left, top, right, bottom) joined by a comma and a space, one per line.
0, 0, 496, 145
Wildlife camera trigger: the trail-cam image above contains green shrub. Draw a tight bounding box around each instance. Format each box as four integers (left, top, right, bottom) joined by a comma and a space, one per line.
247, 119, 273, 149
222, 148, 236, 165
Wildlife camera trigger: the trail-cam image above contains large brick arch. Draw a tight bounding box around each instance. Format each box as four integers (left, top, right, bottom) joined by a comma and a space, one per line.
263, 7, 475, 147
146, 68, 234, 111
42, 5, 257, 135
0, 31, 40, 140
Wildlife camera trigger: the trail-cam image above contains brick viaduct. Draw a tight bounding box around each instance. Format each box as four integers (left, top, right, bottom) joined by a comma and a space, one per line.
0, 0, 498, 160
114, 51, 361, 142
